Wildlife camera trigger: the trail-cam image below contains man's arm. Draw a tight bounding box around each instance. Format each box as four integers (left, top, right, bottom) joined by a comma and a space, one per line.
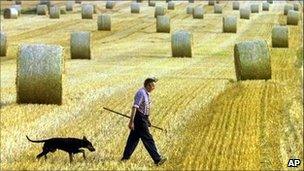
129, 90, 143, 130
128, 107, 137, 130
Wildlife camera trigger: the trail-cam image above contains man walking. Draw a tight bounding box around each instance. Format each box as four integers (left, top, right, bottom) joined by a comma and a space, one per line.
121, 77, 167, 166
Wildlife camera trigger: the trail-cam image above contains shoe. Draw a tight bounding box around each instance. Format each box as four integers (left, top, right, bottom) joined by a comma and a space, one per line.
155, 157, 167, 166
120, 158, 129, 162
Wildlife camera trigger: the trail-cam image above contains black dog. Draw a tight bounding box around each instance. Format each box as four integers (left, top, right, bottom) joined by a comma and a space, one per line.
26, 135, 95, 162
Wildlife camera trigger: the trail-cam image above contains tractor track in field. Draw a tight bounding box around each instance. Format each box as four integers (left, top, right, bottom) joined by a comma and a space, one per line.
10, 19, 84, 42
259, 83, 277, 169
167, 83, 264, 170
92, 3, 188, 45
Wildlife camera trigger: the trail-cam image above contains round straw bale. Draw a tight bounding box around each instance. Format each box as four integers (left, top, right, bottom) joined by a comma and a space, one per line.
188, 0, 194, 3
171, 30, 192, 57
193, 6, 204, 19
287, 10, 299, 25
208, 0, 215, 6
106, 1, 115, 9
262, 2, 269, 11
15, 0, 21, 5
37, 5, 48, 15
60, 7, 67, 14
168, 2, 174, 10
70, 31, 91, 59
156, 16, 170, 33
284, 4, 293, 15
16, 44, 63, 104
11, 5, 21, 16
66, 1, 74, 11
214, 4, 222, 13
50, 6, 60, 19
240, 7, 250, 19
234, 40, 271, 81
131, 2, 140, 13
82, 4, 93, 19
186, 6, 194, 14
293, 4, 299, 11
154, 5, 166, 18
39, 0, 49, 5
149, 1, 156, 7
233, 1, 239, 10
272, 25, 288, 48
3, 8, 18, 19
39, 0, 51, 10
251, 4, 259, 13
267, 0, 273, 4
98, 14, 111, 31
0, 32, 7, 57
223, 16, 237, 33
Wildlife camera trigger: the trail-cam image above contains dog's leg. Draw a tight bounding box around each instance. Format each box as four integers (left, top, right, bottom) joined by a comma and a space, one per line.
79, 149, 86, 160
36, 150, 48, 160
69, 153, 73, 163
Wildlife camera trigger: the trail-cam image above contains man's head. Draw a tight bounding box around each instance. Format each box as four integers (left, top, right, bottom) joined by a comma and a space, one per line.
144, 77, 158, 92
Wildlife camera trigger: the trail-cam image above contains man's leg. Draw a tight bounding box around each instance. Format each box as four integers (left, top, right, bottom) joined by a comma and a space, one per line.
139, 126, 162, 163
122, 130, 140, 160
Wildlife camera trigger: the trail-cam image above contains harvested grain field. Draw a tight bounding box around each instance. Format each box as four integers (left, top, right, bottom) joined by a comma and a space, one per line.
0, 0, 303, 170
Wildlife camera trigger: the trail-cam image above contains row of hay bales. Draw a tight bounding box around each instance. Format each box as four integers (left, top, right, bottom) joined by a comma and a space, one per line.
2, 1, 302, 105
233, 2, 297, 80
3, 5, 68, 19
8, 29, 190, 105
284, 4, 301, 25
1, 28, 191, 105
234, 30, 294, 79
2, 0, 300, 52
2, 0, 301, 49
3, 0, 300, 26
9, 30, 289, 105
3, 1, 88, 19
14, 31, 90, 104
78, 1, 277, 34
233, 1, 301, 81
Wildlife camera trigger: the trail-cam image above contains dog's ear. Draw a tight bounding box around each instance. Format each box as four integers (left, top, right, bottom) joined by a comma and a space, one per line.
83, 136, 87, 140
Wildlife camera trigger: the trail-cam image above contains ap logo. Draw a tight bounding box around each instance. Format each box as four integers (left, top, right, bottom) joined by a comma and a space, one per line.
288, 159, 301, 167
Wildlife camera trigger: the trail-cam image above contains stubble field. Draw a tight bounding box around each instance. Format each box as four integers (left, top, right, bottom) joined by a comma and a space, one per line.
0, 0, 303, 170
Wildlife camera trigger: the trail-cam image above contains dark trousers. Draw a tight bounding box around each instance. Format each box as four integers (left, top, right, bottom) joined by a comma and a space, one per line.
122, 111, 161, 163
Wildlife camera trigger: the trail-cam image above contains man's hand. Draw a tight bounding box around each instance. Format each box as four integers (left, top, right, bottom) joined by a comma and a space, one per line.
147, 119, 152, 127
128, 120, 134, 130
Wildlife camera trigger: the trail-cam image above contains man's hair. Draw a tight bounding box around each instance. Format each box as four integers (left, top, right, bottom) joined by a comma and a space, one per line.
144, 77, 158, 87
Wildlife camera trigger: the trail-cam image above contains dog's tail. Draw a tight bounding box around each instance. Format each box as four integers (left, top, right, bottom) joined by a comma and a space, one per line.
26, 135, 47, 143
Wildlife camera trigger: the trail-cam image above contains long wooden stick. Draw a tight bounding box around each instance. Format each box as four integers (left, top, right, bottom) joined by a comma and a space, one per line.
103, 107, 167, 132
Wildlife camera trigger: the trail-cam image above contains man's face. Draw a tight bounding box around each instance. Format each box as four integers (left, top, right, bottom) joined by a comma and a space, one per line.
146, 82, 156, 92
